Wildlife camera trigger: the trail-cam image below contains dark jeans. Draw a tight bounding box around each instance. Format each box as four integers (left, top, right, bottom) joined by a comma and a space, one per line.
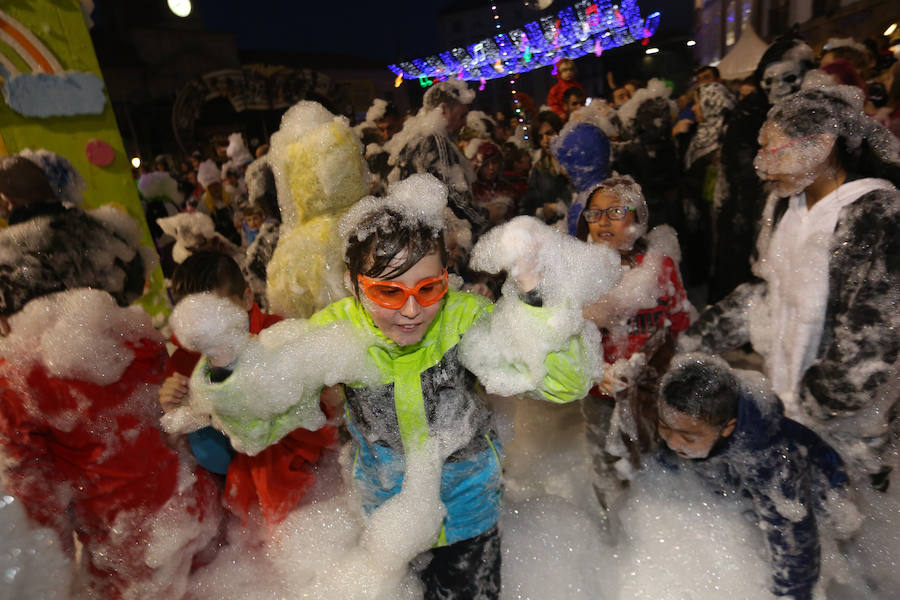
418, 526, 501, 600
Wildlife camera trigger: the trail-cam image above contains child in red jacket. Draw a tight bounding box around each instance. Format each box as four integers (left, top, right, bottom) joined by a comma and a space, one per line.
575, 175, 692, 511
159, 251, 340, 527
547, 58, 587, 118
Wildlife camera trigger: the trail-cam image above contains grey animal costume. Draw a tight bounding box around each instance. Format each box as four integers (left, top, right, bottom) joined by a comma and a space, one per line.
680, 185, 899, 482
0, 203, 147, 316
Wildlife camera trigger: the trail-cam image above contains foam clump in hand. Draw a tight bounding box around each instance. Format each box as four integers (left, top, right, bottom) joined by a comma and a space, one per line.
460, 217, 619, 396
469, 215, 622, 307
169, 293, 249, 367
170, 293, 380, 454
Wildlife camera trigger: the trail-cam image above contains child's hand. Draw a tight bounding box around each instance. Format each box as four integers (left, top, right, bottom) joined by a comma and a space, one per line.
598, 370, 629, 395
159, 373, 190, 413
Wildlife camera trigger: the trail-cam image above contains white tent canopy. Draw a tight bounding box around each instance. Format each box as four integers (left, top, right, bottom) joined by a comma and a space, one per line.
717, 26, 769, 80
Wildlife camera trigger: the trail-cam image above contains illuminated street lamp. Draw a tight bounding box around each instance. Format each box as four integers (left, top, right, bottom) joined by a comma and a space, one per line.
167, 0, 192, 18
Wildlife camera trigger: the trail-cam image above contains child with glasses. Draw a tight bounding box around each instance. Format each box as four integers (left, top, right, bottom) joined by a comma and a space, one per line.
575, 174, 692, 512
174, 174, 597, 599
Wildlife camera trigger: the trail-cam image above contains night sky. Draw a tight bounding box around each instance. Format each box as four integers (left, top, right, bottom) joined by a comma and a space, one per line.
192, 0, 459, 63
189, 0, 689, 65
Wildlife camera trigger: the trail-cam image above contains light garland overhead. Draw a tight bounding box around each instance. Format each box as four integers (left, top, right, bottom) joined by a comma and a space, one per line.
389, 0, 660, 83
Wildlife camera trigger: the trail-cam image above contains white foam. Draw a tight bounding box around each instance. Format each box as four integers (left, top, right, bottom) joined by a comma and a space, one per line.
0, 489, 71, 600
170, 294, 379, 454
156, 212, 224, 264
338, 173, 448, 255
366, 98, 389, 124
459, 217, 619, 396
0, 288, 159, 386
584, 225, 686, 348
266, 101, 368, 230
615, 464, 776, 599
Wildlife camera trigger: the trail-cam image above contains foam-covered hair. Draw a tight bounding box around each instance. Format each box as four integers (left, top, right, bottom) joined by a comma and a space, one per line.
339, 174, 447, 249
574, 174, 649, 246
659, 353, 740, 427
767, 79, 900, 182
339, 174, 448, 288
423, 80, 475, 111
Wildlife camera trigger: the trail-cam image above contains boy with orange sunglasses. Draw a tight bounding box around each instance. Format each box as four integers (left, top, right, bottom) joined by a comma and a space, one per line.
176, 174, 602, 598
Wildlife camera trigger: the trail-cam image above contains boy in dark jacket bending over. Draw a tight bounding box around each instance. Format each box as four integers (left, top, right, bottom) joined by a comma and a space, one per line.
656, 354, 856, 600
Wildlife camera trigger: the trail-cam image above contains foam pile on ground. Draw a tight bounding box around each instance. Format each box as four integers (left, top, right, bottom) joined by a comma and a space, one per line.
0, 488, 71, 600
501, 495, 616, 599
615, 463, 775, 599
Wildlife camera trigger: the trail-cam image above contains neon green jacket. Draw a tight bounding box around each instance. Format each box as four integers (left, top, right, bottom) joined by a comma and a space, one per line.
193, 290, 592, 543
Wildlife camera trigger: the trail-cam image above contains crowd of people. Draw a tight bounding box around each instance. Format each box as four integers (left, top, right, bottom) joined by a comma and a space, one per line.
0, 31, 898, 600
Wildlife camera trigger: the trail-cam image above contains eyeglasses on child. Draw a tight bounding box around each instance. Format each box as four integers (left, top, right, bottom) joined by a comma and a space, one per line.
582, 206, 635, 223
357, 270, 449, 309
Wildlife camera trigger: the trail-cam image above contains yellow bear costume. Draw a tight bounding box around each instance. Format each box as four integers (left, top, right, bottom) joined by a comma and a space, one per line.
266, 102, 369, 318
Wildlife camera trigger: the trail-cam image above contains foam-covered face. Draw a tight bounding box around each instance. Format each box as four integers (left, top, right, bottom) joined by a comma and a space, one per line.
612, 88, 631, 107
760, 60, 805, 104
657, 403, 735, 459
754, 121, 836, 197
586, 190, 638, 253
360, 251, 444, 346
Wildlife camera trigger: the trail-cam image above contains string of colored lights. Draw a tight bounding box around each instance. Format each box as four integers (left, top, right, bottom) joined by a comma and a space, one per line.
388, 0, 660, 83
487, 2, 530, 142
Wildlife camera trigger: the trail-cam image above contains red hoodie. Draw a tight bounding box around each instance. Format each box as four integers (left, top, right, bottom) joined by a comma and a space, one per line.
0, 310, 221, 598
547, 78, 586, 117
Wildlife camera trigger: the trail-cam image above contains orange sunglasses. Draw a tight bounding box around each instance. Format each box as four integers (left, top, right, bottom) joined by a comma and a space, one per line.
357, 270, 449, 309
